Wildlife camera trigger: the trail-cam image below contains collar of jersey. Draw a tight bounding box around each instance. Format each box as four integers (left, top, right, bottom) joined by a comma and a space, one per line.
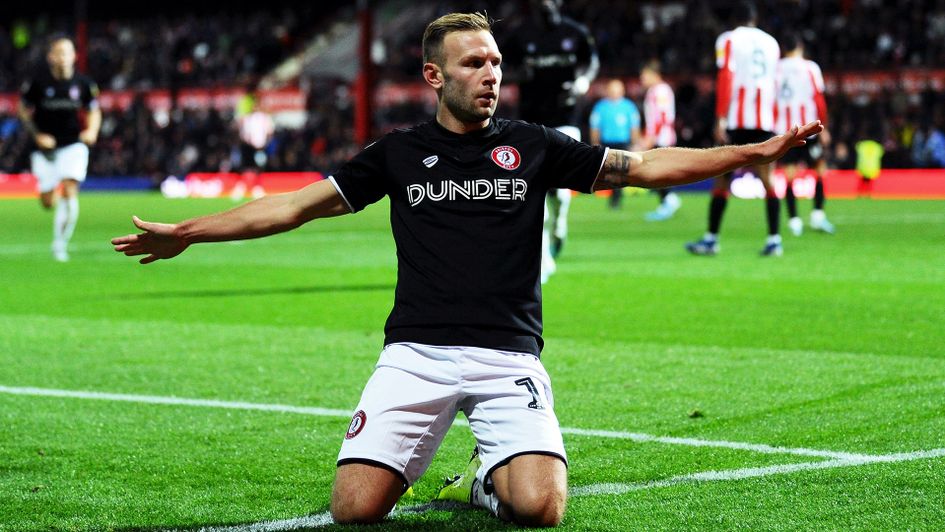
430, 118, 499, 139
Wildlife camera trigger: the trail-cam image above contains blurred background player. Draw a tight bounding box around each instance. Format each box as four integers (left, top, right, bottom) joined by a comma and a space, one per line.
775, 33, 835, 235
503, 0, 599, 282
855, 127, 884, 197
588, 78, 640, 209
18, 36, 100, 262
686, 1, 782, 257
639, 59, 681, 221
231, 92, 274, 201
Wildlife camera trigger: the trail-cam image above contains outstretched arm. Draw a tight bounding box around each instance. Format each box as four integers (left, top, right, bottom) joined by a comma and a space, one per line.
111, 179, 350, 264
18, 100, 57, 150
592, 120, 823, 191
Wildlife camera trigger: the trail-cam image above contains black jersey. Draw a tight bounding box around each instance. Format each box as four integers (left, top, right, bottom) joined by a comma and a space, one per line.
330, 118, 606, 356
20, 69, 99, 147
503, 16, 596, 127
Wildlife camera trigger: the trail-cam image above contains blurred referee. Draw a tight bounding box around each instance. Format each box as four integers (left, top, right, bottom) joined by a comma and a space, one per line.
589, 78, 641, 209
18, 36, 101, 262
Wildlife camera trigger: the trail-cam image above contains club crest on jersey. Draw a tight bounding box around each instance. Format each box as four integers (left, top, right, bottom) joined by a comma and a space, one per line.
422, 155, 439, 168
345, 410, 367, 439
491, 146, 521, 170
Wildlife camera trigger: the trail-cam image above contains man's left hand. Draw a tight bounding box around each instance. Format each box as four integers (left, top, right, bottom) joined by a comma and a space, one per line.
757, 121, 825, 165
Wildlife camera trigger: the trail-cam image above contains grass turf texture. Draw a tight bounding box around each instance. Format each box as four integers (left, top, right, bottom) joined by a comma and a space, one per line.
1, 191, 943, 531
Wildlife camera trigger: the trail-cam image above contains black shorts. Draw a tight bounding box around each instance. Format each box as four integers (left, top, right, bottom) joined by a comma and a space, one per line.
727, 129, 775, 145
779, 134, 824, 166
240, 143, 267, 171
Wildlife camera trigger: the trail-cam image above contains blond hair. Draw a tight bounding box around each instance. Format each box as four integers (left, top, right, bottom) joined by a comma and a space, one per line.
422, 12, 492, 66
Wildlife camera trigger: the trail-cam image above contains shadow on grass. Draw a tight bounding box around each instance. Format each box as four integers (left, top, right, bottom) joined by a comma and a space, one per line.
102, 283, 395, 300
114, 502, 517, 531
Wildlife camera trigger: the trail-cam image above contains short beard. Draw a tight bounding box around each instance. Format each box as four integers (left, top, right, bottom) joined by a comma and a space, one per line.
441, 72, 495, 124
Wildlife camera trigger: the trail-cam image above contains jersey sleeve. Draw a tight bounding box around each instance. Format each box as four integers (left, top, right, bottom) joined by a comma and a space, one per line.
714, 32, 733, 119
541, 126, 607, 192
327, 137, 390, 213
808, 60, 828, 125
84, 79, 100, 110
808, 61, 825, 92
575, 23, 596, 65
19, 80, 38, 107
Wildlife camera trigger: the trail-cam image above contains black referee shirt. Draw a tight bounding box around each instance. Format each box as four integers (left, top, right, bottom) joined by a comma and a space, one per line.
330, 118, 607, 356
20, 69, 99, 147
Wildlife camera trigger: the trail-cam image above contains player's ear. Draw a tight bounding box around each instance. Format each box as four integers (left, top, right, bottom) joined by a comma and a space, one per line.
423, 63, 443, 90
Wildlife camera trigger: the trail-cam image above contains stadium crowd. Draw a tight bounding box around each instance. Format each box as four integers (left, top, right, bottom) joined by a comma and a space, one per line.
1, 0, 944, 181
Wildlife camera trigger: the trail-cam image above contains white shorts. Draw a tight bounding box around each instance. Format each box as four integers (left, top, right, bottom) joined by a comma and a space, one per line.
31, 142, 89, 193
338, 342, 566, 486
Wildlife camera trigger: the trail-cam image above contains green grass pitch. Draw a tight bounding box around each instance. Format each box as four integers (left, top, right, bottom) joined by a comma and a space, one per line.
1, 191, 943, 531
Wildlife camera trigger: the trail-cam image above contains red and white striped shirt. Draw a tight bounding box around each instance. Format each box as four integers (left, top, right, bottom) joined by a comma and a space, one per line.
239, 111, 275, 149
644, 81, 676, 147
715, 26, 780, 132
774, 56, 827, 134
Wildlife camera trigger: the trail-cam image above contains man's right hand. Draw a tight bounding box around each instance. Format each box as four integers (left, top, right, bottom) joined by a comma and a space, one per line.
35, 133, 56, 150
111, 216, 189, 264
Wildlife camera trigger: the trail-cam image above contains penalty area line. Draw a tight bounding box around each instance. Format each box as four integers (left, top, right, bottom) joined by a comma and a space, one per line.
0, 384, 878, 460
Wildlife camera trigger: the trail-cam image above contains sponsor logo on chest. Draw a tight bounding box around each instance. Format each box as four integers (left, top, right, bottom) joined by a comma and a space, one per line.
408, 146, 527, 207
407, 178, 527, 207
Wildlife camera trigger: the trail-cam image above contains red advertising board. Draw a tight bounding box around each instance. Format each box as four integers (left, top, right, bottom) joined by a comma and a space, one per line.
0, 173, 36, 198
159, 172, 324, 198
4, 170, 943, 199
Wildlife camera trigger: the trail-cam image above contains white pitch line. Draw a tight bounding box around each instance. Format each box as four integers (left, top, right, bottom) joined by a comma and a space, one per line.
559, 427, 876, 461
193, 503, 459, 532
197, 449, 945, 531
571, 447, 945, 497
0, 385, 876, 460
195, 513, 334, 532
0, 385, 351, 418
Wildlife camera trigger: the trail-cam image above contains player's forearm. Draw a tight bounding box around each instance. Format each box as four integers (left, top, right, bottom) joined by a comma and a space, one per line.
174, 194, 306, 244
593, 143, 763, 190
84, 108, 102, 137
174, 180, 349, 244
636, 144, 765, 187
17, 103, 38, 137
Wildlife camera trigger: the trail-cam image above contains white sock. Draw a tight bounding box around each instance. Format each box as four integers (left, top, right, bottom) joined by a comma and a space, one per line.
53, 199, 68, 243
810, 209, 826, 224
767, 234, 782, 245
62, 197, 79, 242
664, 192, 681, 210
554, 189, 571, 239
541, 203, 555, 283
471, 469, 503, 518
704, 232, 718, 242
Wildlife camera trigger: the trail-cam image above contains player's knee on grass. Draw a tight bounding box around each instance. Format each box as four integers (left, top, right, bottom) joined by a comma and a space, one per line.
494, 454, 567, 527
330, 463, 403, 524
508, 487, 566, 527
